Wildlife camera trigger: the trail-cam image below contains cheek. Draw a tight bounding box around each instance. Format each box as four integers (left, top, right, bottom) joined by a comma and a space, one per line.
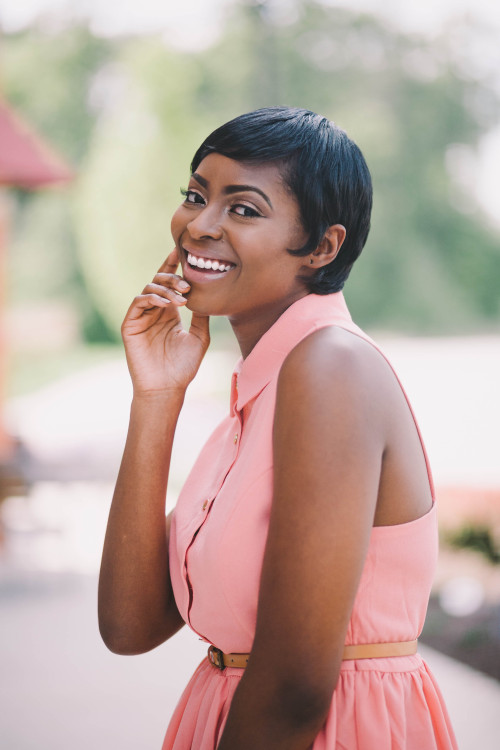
287, 222, 308, 253
170, 206, 185, 240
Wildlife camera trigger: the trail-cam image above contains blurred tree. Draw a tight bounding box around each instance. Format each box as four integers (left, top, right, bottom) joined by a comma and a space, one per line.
76, 1, 500, 334
3, 25, 110, 163
4, 1, 500, 339
74, 41, 216, 334
3, 25, 117, 341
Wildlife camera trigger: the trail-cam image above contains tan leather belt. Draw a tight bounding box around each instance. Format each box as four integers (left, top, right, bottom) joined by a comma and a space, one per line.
207, 640, 418, 670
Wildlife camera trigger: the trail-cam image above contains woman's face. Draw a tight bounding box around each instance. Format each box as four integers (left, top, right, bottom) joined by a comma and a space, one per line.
171, 153, 311, 326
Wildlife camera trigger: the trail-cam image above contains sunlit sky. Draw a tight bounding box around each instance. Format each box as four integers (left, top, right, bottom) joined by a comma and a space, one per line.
1, 0, 499, 224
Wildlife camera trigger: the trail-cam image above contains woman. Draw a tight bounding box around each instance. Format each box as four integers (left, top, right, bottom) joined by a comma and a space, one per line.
98, 107, 457, 749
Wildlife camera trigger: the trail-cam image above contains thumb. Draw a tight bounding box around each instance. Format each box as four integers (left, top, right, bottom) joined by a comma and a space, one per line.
158, 247, 180, 274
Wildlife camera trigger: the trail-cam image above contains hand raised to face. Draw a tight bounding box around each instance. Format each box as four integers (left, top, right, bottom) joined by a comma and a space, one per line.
121, 248, 210, 396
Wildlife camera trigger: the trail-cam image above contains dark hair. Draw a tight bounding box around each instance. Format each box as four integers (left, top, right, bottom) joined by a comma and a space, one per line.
191, 106, 373, 294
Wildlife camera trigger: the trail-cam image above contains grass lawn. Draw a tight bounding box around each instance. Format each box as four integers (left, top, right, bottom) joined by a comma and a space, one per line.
7, 343, 123, 398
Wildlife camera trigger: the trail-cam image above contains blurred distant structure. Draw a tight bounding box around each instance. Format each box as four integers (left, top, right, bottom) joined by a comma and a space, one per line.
0, 99, 72, 186
0, 95, 73, 498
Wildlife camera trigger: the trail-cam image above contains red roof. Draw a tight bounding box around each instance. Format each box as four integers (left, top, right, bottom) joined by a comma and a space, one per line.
0, 99, 73, 187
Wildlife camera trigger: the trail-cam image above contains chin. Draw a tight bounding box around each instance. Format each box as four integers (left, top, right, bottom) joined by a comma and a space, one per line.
185, 293, 222, 317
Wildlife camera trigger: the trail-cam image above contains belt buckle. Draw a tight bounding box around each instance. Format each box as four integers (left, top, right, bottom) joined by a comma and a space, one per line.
208, 645, 225, 671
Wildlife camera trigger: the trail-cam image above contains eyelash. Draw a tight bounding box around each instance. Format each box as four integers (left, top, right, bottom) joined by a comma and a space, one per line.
180, 188, 203, 204
180, 188, 262, 218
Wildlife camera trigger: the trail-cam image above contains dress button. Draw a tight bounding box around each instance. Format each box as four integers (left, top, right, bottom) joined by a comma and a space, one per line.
202, 500, 208, 511
234, 433, 239, 444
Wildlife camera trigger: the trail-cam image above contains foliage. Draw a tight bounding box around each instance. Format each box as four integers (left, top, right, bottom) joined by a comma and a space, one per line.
74, 41, 215, 332
3, 26, 117, 341
447, 524, 500, 565
3, 1, 500, 341
3, 25, 110, 163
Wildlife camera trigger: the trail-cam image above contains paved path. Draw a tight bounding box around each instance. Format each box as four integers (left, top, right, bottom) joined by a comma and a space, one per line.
5, 336, 500, 487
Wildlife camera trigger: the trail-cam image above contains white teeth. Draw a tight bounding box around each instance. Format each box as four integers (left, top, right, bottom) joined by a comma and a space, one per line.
186, 251, 231, 272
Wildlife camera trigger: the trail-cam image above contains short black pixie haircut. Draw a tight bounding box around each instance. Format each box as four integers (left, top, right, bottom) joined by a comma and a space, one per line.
191, 106, 373, 294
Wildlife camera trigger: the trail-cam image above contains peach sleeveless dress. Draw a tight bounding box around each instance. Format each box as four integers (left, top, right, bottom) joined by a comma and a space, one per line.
164, 293, 457, 750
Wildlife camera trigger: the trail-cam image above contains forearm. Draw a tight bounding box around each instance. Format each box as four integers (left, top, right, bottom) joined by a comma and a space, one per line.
217, 671, 329, 750
98, 390, 185, 654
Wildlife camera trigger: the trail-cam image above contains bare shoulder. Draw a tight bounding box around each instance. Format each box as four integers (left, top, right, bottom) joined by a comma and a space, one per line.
273, 325, 394, 470
278, 325, 390, 407
275, 325, 434, 526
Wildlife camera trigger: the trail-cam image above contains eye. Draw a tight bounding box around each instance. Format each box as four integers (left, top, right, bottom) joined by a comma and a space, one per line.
180, 188, 205, 205
231, 203, 261, 218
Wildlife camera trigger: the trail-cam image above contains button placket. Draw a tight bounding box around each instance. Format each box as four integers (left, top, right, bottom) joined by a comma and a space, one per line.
184, 409, 243, 635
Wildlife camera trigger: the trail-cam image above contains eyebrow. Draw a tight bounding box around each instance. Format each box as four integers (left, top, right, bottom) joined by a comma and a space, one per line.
191, 172, 273, 208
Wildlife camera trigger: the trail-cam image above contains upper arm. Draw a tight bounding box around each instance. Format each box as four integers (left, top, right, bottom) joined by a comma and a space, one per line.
249, 327, 387, 702
166, 509, 174, 542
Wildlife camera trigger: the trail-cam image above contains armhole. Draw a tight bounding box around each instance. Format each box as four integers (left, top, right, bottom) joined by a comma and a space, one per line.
333, 325, 436, 503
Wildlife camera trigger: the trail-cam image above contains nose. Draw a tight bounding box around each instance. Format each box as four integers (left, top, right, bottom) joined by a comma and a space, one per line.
187, 205, 223, 241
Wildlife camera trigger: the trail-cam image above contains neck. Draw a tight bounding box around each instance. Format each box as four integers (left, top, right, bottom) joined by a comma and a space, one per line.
229, 290, 309, 359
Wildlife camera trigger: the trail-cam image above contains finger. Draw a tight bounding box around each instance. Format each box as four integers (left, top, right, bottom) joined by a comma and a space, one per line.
151, 272, 190, 294
126, 293, 173, 320
142, 282, 188, 305
158, 247, 181, 274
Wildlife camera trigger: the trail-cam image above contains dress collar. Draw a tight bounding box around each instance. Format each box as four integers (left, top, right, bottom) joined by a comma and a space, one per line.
231, 292, 352, 412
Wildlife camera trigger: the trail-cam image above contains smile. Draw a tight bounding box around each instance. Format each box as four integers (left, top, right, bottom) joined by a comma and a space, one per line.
186, 251, 235, 273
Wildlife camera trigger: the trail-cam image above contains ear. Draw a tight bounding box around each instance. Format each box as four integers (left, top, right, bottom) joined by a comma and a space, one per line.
308, 224, 346, 268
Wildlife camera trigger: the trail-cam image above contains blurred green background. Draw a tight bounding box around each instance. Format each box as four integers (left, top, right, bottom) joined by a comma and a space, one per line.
2, 0, 499, 397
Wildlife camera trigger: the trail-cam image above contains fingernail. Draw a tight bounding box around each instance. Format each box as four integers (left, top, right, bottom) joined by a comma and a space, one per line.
179, 281, 190, 290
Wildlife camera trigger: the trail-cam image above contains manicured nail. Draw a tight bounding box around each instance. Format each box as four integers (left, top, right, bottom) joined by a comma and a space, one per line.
178, 280, 190, 290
